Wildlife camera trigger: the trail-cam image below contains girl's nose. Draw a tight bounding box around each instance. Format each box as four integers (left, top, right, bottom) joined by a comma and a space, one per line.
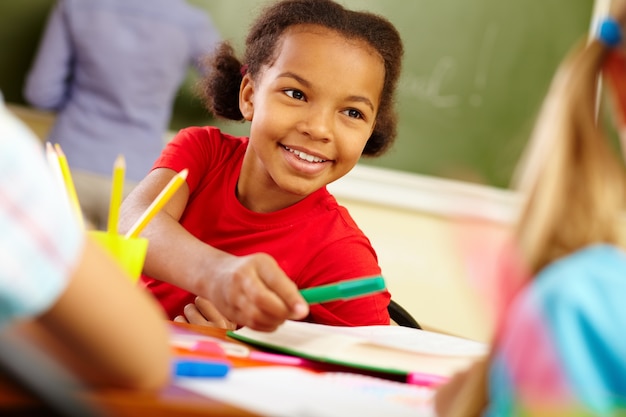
299, 106, 333, 142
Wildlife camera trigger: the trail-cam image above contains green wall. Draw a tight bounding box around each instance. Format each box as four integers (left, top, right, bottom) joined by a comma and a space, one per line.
0, 0, 594, 188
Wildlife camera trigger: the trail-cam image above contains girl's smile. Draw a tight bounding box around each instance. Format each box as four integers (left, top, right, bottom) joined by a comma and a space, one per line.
281, 144, 330, 175
237, 24, 385, 213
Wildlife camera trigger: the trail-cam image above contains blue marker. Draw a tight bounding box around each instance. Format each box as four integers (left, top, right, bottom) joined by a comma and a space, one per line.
173, 359, 231, 378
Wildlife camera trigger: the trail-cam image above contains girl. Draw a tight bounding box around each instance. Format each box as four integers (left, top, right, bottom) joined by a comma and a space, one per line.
119, 0, 404, 331
436, 2, 626, 415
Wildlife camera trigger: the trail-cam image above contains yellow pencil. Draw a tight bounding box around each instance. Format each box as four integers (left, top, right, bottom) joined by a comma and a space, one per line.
107, 155, 126, 235
53, 143, 84, 229
125, 169, 189, 239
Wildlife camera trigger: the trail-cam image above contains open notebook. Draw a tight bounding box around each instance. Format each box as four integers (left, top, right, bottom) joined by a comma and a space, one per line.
228, 320, 487, 378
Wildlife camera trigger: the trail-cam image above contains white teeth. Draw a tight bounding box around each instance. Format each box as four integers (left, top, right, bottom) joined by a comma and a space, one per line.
285, 146, 326, 163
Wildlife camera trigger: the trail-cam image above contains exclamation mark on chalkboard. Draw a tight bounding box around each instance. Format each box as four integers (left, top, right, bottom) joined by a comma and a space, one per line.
470, 25, 498, 107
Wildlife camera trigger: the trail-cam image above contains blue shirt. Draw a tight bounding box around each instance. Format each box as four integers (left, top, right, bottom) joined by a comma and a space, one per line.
24, 0, 220, 181
0, 95, 82, 326
486, 245, 626, 416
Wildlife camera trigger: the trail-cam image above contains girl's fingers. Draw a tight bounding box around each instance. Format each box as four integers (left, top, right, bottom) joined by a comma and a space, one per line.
194, 297, 236, 330
254, 255, 309, 320
173, 315, 188, 323
208, 253, 309, 331
183, 303, 211, 326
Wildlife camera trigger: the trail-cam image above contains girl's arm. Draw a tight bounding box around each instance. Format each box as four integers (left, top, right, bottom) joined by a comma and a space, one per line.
119, 168, 308, 332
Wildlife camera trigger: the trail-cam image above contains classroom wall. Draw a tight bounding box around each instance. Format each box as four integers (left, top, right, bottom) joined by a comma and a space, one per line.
328, 165, 520, 342
337, 198, 502, 342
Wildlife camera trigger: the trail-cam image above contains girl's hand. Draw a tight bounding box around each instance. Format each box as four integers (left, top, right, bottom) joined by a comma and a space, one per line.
203, 252, 309, 332
175, 297, 237, 330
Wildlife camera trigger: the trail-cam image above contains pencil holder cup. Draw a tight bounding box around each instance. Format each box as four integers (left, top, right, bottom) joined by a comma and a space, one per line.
88, 231, 148, 283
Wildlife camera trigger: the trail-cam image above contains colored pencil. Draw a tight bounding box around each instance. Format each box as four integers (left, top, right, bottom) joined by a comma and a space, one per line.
107, 155, 125, 234
125, 169, 188, 238
52, 143, 84, 229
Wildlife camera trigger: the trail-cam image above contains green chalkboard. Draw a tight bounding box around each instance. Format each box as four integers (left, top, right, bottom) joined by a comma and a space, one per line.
0, 0, 594, 188
0, 1, 54, 104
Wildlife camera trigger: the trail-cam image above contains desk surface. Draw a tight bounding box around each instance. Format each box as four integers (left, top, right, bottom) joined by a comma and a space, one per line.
0, 322, 259, 417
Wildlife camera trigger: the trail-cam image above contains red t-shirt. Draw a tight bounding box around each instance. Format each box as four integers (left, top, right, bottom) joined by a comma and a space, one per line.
143, 126, 390, 326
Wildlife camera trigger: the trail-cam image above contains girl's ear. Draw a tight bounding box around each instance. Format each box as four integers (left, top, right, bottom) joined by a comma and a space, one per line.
239, 74, 254, 121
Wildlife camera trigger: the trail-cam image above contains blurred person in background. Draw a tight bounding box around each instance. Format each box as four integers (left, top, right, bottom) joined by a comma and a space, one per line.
24, 0, 220, 230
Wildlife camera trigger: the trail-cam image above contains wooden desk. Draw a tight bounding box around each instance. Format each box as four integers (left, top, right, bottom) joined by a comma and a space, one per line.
0, 322, 260, 417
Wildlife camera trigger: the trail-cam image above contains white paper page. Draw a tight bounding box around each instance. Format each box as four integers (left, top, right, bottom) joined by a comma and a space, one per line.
310, 322, 488, 357
235, 320, 486, 358
176, 366, 436, 417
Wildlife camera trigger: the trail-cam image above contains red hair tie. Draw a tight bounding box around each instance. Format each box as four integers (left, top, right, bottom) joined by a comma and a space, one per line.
240, 64, 248, 76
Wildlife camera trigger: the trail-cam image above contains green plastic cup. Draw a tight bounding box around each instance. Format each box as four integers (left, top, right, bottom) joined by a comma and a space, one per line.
88, 230, 148, 283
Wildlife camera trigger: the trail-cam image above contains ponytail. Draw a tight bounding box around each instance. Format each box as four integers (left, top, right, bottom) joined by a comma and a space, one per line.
514, 39, 626, 274
199, 42, 246, 121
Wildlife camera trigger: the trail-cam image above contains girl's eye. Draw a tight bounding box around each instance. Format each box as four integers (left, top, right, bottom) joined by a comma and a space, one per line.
284, 89, 305, 101
344, 108, 364, 119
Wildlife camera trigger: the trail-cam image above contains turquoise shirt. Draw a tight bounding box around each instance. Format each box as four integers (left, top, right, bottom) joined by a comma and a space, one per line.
486, 245, 626, 416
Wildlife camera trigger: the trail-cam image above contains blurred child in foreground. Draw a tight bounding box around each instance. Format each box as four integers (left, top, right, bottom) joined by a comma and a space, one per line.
0, 95, 170, 389
436, 2, 626, 415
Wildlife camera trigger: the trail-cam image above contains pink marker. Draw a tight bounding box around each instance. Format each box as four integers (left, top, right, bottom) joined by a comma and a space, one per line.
172, 335, 305, 365
406, 371, 449, 388
192, 340, 227, 356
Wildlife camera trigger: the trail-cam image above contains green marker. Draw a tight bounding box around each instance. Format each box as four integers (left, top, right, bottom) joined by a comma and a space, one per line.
300, 276, 386, 305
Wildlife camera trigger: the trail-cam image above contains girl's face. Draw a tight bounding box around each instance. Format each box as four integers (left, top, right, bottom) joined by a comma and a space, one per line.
238, 24, 385, 212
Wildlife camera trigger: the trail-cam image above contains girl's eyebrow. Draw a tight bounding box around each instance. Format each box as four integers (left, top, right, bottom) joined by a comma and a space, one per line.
277, 71, 375, 112
277, 71, 310, 87
345, 95, 375, 112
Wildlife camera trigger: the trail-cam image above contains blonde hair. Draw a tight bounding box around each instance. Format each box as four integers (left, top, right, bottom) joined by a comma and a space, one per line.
514, 39, 626, 274
440, 39, 626, 417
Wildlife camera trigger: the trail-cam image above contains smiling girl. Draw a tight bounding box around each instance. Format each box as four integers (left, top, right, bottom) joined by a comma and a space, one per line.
119, 0, 404, 331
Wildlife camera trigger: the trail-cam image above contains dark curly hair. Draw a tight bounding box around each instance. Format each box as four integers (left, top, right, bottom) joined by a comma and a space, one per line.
200, 0, 403, 156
